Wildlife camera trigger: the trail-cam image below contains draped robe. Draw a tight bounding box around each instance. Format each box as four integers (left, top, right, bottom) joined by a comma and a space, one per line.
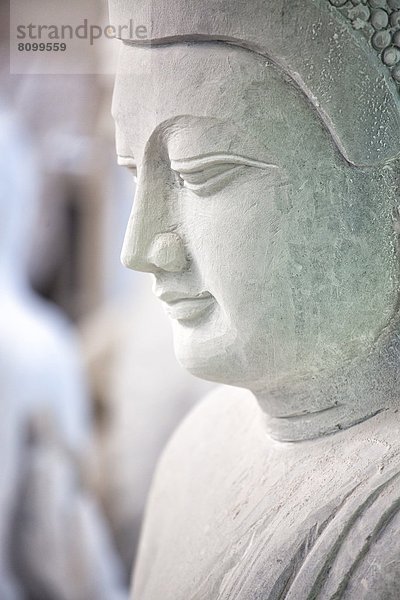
132, 387, 400, 600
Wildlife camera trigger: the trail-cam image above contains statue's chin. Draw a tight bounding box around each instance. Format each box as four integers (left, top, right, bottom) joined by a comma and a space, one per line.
170, 315, 243, 385
172, 333, 261, 388
177, 354, 238, 386
170, 309, 283, 388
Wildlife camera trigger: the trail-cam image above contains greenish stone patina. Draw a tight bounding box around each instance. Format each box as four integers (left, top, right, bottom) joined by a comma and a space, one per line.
109, 1, 400, 598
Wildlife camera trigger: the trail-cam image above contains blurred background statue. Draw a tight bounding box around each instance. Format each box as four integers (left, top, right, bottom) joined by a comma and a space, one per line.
0, 109, 127, 600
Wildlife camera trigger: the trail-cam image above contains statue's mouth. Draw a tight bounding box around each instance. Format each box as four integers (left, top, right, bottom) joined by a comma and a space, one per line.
155, 290, 215, 323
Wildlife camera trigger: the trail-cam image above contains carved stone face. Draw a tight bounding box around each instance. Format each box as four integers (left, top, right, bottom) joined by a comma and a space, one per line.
113, 42, 398, 389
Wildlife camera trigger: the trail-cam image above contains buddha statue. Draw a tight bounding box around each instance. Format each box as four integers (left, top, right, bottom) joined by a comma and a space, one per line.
109, 0, 400, 597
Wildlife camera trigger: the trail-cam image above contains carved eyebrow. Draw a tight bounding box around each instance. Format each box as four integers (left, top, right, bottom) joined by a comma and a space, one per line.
170, 153, 278, 173
117, 153, 277, 173
117, 155, 137, 169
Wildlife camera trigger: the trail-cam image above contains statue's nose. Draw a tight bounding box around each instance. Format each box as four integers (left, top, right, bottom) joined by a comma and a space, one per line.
120, 189, 189, 274
120, 158, 189, 274
148, 232, 188, 272
122, 231, 188, 273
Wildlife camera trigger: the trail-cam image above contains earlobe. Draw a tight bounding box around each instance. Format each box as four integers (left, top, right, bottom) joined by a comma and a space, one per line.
392, 205, 400, 234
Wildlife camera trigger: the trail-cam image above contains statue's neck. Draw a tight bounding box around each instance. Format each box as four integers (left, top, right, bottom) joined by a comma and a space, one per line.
253, 335, 400, 443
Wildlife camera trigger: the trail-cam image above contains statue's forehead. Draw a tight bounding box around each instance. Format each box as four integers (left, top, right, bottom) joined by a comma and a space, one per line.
112, 43, 308, 164
114, 43, 269, 116
110, 0, 400, 167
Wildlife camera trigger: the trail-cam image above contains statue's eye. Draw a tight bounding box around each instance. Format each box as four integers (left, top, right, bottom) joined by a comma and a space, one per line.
174, 163, 239, 193
171, 154, 279, 196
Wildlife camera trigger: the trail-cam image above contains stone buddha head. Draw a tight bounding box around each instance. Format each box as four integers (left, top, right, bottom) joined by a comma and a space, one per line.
110, 0, 400, 425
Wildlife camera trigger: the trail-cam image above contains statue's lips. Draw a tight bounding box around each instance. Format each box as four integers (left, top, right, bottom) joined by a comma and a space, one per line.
157, 291, 215, 322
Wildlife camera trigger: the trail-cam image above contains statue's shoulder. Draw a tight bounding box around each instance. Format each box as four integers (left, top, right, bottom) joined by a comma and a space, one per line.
144, 385, 264, 508
160, 385, 260, 465
133, 386, 267, 597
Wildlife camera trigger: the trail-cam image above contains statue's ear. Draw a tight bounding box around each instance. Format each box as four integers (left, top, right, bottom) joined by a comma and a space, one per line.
392, 205, 400, 235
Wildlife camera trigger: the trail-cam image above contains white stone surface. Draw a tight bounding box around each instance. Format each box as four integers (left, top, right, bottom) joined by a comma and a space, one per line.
110, 1, 400, 598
